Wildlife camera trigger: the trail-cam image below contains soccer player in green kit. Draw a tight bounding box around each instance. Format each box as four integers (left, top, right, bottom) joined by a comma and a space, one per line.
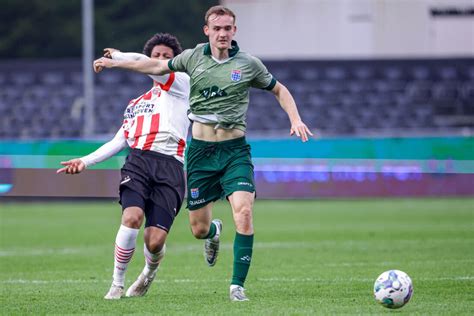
94, 5, 312, 301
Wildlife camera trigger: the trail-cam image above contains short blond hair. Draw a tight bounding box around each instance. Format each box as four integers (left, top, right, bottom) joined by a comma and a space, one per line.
204, 5, 236, 25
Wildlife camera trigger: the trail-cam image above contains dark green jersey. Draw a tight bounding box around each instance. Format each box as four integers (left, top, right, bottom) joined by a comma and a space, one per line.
168, 41, 276, 131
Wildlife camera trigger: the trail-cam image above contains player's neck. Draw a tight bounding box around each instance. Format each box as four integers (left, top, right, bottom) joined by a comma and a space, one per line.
211, 46, 229, 60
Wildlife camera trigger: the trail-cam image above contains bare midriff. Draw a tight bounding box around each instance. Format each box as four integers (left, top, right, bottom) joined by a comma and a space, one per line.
192, 121, 245, 142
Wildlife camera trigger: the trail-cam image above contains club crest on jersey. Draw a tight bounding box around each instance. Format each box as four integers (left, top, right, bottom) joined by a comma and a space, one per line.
190, 188, 199, 199
152, 87, 161, 96
231, 69, 242, 82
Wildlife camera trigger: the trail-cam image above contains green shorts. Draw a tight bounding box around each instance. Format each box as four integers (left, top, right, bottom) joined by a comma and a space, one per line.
186, 137, 255, 210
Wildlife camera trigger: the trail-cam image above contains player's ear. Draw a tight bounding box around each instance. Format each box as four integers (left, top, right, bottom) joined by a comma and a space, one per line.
203, 24, 209, 36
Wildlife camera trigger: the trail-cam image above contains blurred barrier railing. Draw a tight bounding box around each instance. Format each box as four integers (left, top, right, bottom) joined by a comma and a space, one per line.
0, 136, 473, 198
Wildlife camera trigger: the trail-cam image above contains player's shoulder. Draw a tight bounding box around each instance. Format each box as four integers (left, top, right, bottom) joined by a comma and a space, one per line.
174, 71, 190, 82
171, 72, 190, 95
194, 43, 208, 50
237, 50, 265, 67
126, 95, 140, 107
182, 43, 207, 55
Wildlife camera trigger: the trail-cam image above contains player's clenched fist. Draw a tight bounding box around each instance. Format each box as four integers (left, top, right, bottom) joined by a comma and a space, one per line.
103, 48, 120, 58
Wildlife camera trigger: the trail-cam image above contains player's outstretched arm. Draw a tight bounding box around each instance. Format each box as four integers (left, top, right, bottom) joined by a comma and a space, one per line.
271, 81, 313, 142
105, 48, 147, 62
57, 128, 127, 175
93, 55, 171, 76
106, 49, 170, 83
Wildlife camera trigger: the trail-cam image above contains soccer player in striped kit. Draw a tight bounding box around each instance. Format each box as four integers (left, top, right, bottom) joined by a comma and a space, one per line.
57, 33, 190, 299
94, 5, 312, 301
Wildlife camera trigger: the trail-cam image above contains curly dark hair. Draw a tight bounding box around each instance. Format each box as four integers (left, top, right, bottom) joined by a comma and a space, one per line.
142, 33, 183, 58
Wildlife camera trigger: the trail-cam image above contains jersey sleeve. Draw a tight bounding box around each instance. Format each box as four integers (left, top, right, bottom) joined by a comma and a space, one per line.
250, 56, 277, 90
80, 128, 127, 167
111, 51, 173, 86
111, 51, 147, 62
168, 48, 195, 73
172, 72, 191, 99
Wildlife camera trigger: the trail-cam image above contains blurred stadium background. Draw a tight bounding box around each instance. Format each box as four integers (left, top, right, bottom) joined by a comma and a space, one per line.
0, 0, 472, 198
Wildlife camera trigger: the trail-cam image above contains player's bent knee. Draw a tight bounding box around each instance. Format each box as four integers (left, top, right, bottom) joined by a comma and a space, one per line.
146, 240, 165, 253
234, 205, 253, 220
191, 224, 210, 239
233, 205, 253, 234
122, 207, 144, 229
144, 227, 167, 252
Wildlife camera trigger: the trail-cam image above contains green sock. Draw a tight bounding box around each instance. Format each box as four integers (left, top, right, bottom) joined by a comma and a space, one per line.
202, 221, 217, 239
231, 232, 254, 287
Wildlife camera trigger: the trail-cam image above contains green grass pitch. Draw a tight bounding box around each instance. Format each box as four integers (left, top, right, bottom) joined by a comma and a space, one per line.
1, 198, 473, 315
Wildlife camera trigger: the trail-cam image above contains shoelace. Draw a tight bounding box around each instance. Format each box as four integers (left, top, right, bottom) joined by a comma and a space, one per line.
205, 241, 218, 255
204, 144, 217, 157
233, 287, 245, 298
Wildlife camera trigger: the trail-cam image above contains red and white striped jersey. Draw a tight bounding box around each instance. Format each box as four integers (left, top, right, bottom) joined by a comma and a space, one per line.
80, 52, 190, 167
122, 71, 190, 163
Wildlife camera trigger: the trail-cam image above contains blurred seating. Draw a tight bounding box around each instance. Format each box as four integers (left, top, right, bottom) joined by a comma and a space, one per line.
0, 58, 472, 139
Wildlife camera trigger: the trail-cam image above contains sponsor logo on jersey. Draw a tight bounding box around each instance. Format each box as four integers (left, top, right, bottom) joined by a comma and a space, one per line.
200, 86, 227, 100
190, 188, 199, 198
231, 69, 242, 82
195, 67, 208, 73
124, 101, 155, 118
120, 176, 131, 185
124, 107, 135, 119
237, 181, 253, 187
133, 102, 155, 115
189, 198, 206, 206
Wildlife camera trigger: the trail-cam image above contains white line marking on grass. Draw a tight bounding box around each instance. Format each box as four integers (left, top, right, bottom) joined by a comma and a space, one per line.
1, 240, 473, 256
256, 276, 474, 282
172, 279, 195, 283
324, 258, 474, 267
0, 279, 198, 285
0, 248, 84, 257
1, 279, 105, 284
2, 276, 473, 285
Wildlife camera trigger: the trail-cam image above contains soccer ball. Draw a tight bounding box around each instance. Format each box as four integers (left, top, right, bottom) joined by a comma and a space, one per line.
374, 270, 413, 309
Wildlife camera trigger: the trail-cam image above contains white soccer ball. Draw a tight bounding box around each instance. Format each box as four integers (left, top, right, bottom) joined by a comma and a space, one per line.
374, 270, 413, 309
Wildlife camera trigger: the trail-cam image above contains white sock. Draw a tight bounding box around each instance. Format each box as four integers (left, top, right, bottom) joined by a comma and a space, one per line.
142, 243, 166, 278
112, 225, 139, 287
211, 221, 221, 242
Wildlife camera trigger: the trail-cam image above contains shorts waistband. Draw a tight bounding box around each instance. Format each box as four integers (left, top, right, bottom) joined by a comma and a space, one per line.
190, 136, 247, 147
130, 148, 184, 166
